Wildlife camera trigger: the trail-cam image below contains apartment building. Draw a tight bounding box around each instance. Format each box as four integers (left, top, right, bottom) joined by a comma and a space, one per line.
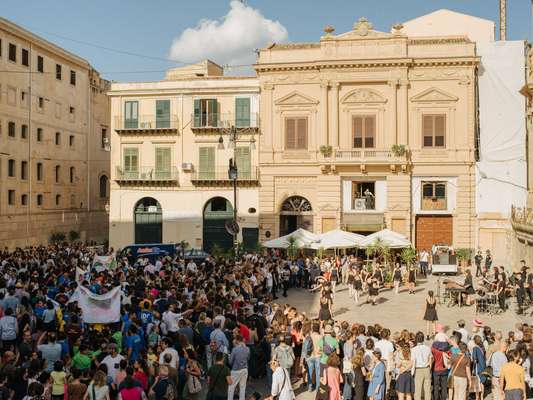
0, 18, 110, 248
108, 61, 260, 251
255, 18, 478, 250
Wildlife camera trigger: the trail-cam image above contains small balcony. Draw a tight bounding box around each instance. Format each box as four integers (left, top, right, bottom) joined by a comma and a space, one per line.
114, 115, 179, 134
115, 166, 179, 185
191, 112, 260, 133
334, 149, 398, 163
190, 167, 260, 186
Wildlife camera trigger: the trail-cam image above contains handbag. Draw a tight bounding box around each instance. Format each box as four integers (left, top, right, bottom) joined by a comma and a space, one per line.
187, 373, 202, 394
447, 353, 465, 389
316, 369, 330, 400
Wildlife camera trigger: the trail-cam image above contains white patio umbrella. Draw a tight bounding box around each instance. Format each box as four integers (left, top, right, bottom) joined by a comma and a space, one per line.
262, 228, 320, 249
359, 228, 411, 249
310, 229, 364, 250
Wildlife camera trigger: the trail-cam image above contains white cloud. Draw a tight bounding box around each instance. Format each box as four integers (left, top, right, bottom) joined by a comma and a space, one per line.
168, 1, 288, 70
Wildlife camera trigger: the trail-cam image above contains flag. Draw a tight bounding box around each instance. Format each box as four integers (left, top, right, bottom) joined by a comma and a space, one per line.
72, 285, 121, 324
92, 254, 117, 271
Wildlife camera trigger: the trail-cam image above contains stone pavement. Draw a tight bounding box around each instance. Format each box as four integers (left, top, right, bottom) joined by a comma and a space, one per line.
241, 275, 530, 399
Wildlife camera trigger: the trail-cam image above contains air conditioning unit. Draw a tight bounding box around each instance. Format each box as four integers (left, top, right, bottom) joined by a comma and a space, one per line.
140, 122, 152, 128
354, 199, 366, 211
103, 137, 110, 144
181, 163, 193, 171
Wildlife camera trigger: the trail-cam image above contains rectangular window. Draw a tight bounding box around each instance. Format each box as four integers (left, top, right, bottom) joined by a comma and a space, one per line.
8, 43, 16, 62
56, 64, 62, 80
155, 147, 171, 179
421, 181, 447, 210
55, 166, 60, 183
37, 56, 44, 72
423, 114, 446, 148
21, 161, 27, 180
235, 97, 251, 128
37, 128, 43, 142
8, 159, 15, 177
21, 194, 28, 206
0, 39, 2, 58
193, 99, 218, 127
69, 106, 75, 114
21, 48, 29, 66
352, 115, 375, 148
235, 147, 251, 179
21, 124, 28, 139
37, 163, 43, 181
8, 121, 15, 137
156, 99, 170, 128
124, 101, 138, 129
101, 128, 108, 149
38, 97, 44, 109
123, 148, 139, 178
285, 117, 308, 150
55, 132, 61, 145
70, 70, 76, 85
8, 190, 15, 206
55, 194, 61, 207
198, 147, 215, 179
69, 135, 74, 147
351, 181, 376, 210
21, 91, 27, 106
36, 194, 43, 207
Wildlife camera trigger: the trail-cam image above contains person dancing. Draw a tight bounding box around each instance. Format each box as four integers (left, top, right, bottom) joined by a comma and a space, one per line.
407, 266, 416, 294
393, 263, 402, 295
423, 290, 438, 340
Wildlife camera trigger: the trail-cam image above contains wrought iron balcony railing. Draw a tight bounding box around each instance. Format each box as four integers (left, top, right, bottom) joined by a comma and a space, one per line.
115, 166, 179, 183
115, 115, 179, 133
190, 167, 260, 185
191, 112, 260, 131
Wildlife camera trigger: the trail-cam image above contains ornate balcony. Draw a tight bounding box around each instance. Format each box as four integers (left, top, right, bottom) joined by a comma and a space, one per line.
191, 112, 260, 133
114, 115, 179, 134
511, 205, 533, 243
334, 149, 399, 163
115, 166, 179, 185
190, 167, 260, 186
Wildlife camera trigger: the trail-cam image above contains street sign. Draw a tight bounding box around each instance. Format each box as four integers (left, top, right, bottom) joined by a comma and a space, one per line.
225, 219, 240, 235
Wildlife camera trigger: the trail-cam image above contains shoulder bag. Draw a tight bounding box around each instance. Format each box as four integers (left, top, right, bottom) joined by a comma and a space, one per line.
316, 368, 330, 400
447, 354, 465, 389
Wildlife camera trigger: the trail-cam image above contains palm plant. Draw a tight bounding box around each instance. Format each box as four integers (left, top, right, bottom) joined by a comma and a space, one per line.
287, 237, 298, 259
400, 247, 417, 268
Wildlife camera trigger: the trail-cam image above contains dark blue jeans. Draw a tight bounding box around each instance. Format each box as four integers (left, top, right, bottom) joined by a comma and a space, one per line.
433, 371, 448, 400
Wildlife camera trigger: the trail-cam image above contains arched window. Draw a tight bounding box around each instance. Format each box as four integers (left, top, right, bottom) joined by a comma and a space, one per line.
99, 175, 108, 198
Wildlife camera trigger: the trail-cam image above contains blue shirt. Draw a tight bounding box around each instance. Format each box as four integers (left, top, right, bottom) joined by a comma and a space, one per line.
126, 334, 142, 361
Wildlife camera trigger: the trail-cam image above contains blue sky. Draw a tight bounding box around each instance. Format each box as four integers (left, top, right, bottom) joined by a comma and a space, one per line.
3, 0, 531, 82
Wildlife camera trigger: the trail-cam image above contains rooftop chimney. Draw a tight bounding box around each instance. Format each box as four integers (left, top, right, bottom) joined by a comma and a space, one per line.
500, 0, 507, 41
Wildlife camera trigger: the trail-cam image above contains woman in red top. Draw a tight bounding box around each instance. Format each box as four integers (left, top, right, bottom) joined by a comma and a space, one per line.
132, 359, 149, 391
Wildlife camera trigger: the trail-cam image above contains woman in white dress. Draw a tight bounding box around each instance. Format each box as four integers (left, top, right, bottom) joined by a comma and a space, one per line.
269, 359, 295, 400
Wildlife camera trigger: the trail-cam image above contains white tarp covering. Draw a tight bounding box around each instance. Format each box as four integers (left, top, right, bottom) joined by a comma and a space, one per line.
70, 286, 121, 324
476, 41, 527, 215
263, 228, 319, 249
359, 229, 411, 249
310, 229, 365, 249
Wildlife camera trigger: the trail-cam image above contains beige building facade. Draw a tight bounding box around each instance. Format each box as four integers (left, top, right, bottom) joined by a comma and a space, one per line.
255, 19, 478, 251
108, 61, 260, 251
0, 18, 110, 248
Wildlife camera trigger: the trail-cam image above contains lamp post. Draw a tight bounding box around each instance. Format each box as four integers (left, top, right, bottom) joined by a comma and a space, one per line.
218, 125, 256, 258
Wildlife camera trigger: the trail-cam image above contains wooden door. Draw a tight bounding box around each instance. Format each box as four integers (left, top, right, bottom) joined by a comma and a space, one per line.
415, 215, 453, 250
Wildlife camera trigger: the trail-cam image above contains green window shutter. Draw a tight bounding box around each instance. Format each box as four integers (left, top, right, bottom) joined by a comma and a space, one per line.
156, 100, 170, 128
124, 101, 138, 129
208, 99, 218, 127
194, 99, 201, 127
155, 147, 171, 178
235, 147, 251, 179
199, 147, 215, 179
123, 148, 139, 178
235, 98, 250, 128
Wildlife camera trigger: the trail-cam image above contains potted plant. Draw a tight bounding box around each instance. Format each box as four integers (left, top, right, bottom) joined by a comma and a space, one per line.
383, 270, 393, 288
391, 144, 407, 157
320, 145, 333, 157
400, 247, 416, 268
287, 237, 298, 260
50, 232, 66, 244
456, 248, 472, 272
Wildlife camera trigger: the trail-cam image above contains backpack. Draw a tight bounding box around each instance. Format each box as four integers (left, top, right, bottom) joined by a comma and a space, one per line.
164, 380, 177, 400
303, 336, 314, 358
322, 338, 334, 355
277, 346, 294, 369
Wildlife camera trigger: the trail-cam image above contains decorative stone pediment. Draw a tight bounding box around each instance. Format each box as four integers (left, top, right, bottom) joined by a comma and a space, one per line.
331, 17, 395, 40
341, 88, 387, 104
275, 91, 319, 106
410, 88, 459, 103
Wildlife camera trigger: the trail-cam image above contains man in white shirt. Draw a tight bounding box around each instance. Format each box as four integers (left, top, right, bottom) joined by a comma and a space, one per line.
158, 337, 179, 369
375, 329, 395, 395
457, 319, 469, 344
186, 259, 198, 273
489, 341, 508, 400
411, 332, 433, 400
100, 343, 125, 383
419, 249, 429, 277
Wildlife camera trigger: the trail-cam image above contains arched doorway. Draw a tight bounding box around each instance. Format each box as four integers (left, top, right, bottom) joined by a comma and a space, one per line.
203, 197, 234, 253
134, 197, 162, 244
279, 196, 313, 236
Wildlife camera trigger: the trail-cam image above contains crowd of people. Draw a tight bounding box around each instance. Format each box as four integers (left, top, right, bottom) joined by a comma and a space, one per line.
0, 244, 529, 400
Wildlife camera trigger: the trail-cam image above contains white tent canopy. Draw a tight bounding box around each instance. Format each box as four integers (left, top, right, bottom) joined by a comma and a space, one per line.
359, 229, 411, 249
310, 229, 364, 250
262, 228, 320, 249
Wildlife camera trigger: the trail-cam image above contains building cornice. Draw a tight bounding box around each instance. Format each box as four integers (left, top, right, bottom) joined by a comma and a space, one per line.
107, 86, 260, 97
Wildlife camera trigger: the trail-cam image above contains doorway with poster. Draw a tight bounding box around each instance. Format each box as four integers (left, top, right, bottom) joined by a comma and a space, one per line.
279, 196, 313, 236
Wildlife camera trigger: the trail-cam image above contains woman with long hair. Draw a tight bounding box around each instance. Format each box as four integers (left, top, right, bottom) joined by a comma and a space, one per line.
470, 335, 487, 400
423, 291, 438, 340
83, 371, 110, 400
367, 350, 386, 400
395, 346, 414, 400
351, 354, 366, 400
347, 266, 356, 299
407, 266, 416, 294
118, 375, 145, 400
183, 348, 202, 400
323, 353, 343, 400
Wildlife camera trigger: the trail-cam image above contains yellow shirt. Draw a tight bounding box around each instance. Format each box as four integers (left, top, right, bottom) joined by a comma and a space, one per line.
500, 362, 525, 391
51, 371, 66, 395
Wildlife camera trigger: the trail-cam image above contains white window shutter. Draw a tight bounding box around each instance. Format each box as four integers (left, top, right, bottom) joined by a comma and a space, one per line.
342, 180, 352, 211
375, 180, 387, 212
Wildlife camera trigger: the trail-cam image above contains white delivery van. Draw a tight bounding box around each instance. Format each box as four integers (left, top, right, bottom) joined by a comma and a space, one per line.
431, 245, 458, 275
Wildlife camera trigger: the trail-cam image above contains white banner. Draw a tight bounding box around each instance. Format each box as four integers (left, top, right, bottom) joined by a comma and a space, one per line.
92, 254, 117, 271
73, 286, 121, 324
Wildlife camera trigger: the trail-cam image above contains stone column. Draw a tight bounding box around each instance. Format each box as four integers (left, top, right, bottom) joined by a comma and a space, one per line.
398, 79, 409, 146
320, 81, 329, 146
261, 83, 274, 159
331, 82, 340, 148
389, 79, 399, 145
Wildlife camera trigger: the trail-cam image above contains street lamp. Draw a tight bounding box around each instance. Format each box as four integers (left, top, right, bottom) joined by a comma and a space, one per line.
218, 125, 256, 258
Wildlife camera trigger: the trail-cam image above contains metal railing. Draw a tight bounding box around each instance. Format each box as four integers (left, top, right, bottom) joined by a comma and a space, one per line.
115, 115, 179, 131
115, 166, 179, 182
334, 149, 394, 160
191, 112, 260, 129
191, 167, 260, 182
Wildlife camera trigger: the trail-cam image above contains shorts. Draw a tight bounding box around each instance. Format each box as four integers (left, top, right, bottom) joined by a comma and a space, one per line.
505, 389, 524, 400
